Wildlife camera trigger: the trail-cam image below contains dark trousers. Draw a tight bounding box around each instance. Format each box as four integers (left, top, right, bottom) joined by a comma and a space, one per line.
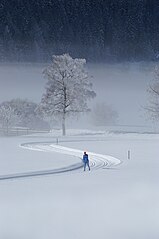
84, 161, 90, 171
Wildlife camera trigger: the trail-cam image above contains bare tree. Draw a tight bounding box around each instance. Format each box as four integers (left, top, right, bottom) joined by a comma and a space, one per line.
146, 65, 159, 121
37, 54, 96, 135
9, 98, 49, 130
0, 102, 19, 132
0, 99, 49, 131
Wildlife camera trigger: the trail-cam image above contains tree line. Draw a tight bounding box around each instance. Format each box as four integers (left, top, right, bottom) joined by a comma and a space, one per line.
0, 0, 159, 62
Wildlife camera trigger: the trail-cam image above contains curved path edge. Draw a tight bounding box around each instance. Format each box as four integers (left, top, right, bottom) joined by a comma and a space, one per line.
0, 141, 121, 181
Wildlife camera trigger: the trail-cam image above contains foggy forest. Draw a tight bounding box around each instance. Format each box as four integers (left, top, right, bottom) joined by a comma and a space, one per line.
1, 0, 159, 62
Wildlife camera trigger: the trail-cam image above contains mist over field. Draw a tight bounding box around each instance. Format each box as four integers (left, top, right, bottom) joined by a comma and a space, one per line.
0, 62, 155, 128
1, 0, 159, 130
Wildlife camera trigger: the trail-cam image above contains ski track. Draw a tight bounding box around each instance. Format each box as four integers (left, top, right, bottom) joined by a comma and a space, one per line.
0, 142, 121, 181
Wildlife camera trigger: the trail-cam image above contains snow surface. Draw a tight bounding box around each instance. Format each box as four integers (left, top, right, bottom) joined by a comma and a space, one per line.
0, 130, 159, 239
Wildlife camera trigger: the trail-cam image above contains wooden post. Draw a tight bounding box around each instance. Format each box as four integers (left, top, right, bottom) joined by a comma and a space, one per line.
128, 150, 131, 159
56, 138, 59, 145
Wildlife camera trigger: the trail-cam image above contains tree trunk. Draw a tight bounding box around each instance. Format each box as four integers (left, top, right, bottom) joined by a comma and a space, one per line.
62, 114, 66, 136
6, 119, 9, 136
62, 86, 67, 136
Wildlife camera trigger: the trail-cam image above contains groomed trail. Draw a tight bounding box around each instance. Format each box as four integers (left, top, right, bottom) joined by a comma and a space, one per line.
0, 141, 121, 181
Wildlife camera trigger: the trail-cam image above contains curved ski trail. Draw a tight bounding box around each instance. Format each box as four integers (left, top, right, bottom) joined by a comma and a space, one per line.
0, 142, 121, 181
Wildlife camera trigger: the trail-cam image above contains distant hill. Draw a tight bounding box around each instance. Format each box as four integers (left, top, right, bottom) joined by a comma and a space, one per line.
0, 0, 159, 62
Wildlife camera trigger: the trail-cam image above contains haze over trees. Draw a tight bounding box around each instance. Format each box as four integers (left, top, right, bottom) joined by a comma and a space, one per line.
37, 54, 96, 135
0, 0, 159, 62
0, 99, 49, 130
0, 102, 19, 130
146, 65, 159, 121
90, 102, 118, 126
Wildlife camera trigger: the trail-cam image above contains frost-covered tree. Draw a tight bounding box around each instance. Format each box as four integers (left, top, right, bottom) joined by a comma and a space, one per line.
90, 102, 118, 126
0, 99, 49, 130
8, 98, 49, 129
146, 66, 159, 121
0, 102, 19, 131
38, 54, 96, 135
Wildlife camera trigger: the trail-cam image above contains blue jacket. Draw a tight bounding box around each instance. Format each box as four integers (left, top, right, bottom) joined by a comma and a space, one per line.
83, 154, 89, 162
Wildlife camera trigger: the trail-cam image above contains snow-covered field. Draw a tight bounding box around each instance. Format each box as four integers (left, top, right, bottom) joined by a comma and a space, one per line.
0, 130, 159, 239
0, 61, 158, 238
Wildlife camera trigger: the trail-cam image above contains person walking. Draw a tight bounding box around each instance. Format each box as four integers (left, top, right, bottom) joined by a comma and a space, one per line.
83, 151, 90, 171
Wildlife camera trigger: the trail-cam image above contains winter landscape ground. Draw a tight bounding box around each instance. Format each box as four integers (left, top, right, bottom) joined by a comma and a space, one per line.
0, 129, 159, 239
0, 62, 159, 239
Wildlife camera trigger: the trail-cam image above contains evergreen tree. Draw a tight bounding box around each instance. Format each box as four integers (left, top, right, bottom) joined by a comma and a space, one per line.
0, 0, 159, 61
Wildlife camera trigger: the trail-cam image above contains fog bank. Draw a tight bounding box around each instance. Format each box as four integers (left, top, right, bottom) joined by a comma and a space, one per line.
0, 62, 156, 127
